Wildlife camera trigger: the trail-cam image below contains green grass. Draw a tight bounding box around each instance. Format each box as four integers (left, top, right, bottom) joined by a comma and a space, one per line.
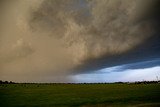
0, 83, 160, 107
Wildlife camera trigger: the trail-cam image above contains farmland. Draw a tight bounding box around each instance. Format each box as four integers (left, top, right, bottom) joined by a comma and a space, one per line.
0, 83, 160, 107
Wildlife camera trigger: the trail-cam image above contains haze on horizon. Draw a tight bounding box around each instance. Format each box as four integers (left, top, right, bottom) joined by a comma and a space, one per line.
0, 0, 160, 83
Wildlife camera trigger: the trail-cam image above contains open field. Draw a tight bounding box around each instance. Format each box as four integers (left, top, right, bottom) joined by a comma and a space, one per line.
0, 83, 160, 107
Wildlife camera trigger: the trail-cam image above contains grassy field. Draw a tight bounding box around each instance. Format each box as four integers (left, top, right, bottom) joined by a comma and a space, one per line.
0, 83, 160, 107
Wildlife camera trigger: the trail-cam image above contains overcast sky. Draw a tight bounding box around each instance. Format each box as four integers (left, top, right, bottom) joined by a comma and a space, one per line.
0, 0, 160, 83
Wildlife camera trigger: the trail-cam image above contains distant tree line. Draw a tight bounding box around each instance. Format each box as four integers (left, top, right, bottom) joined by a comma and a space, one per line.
0, 80, 159, 84
0, 80, 15, 84
134, 80, 160, 84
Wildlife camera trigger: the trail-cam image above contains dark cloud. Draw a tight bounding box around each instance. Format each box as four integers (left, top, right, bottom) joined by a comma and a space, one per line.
0, 0, 160, 82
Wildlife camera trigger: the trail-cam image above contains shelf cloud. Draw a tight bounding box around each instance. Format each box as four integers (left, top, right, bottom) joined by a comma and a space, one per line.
0, 0, 160, 82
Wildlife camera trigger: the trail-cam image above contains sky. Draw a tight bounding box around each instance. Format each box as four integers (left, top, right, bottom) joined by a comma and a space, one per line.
71, 59, 160, 83
0, 0, 160, 83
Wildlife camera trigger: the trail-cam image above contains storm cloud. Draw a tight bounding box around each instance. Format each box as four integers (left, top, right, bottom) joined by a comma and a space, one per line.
0, 0, 160, 82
